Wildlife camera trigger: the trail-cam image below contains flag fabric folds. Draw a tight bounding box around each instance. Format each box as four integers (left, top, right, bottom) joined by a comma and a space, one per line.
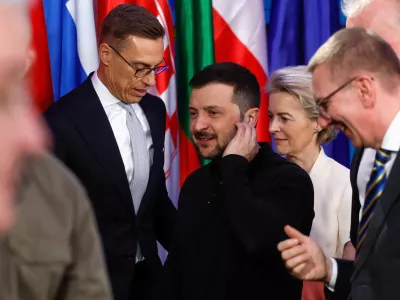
28, 0, 54, 112
43, 0, 98, 100
213, 0, 270, 143
175, 0, 214, 182
268, 0, 353, 167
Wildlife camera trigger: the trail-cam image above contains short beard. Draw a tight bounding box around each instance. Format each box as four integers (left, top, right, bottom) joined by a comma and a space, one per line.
194, 126, 237, 160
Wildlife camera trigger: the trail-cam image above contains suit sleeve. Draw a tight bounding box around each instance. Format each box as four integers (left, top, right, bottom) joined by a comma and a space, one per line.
154, 176, 194, 300
154, 165, 177, 251
325, 259, 353, 300
219, 154, 314, 257
63, 177, 113, 300
153, 99, 177, 251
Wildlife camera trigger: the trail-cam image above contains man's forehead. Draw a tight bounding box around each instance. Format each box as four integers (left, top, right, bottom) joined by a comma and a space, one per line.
311, 67, 332, 97
190, 84, 234, 107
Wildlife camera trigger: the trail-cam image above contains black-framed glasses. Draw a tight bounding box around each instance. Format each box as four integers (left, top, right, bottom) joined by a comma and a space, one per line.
108, 44, 169, 78
315, 77, 356, 120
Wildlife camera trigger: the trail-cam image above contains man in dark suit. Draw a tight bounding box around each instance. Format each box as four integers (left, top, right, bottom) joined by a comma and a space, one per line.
278, 27, 400, 300
44, 5, 177, 300
156, 62, 315, 300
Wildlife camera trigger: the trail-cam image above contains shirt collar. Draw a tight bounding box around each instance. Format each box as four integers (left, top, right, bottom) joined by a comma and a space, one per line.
381, 110, 400, 152
91, 71, 120, 108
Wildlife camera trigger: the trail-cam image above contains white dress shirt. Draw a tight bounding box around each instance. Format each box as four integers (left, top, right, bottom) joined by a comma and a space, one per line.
91, 71, 153, 183
328, 110, 400, 289
309, 148, 352, 258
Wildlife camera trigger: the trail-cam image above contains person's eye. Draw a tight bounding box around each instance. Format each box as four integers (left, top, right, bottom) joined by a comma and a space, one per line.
209, 111, 220, 117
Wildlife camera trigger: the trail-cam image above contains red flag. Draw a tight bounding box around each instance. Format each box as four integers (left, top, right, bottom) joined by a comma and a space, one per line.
28, 0, 53, 112
213, 0, 270, 142
97, 0, 126, 34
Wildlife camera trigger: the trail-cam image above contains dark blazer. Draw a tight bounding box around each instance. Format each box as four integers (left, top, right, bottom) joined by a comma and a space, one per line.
43, 75, 177, 300
330, 148, 400, 300
156, 143, 315, 300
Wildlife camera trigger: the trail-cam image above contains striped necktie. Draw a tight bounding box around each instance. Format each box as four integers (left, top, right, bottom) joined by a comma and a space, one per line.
356, 148, 391, 256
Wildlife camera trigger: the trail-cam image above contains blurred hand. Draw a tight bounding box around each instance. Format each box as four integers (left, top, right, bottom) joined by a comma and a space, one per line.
277, 225, 332, 283
223, 123, 259, 161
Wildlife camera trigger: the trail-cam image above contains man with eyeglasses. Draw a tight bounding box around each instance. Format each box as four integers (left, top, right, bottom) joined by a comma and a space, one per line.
44, 4, 177, 300
277, 27, 400, 300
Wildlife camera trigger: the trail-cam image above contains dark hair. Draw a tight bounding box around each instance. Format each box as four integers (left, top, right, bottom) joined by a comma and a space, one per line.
189, 62, 260, 116
99, 4, 165, 51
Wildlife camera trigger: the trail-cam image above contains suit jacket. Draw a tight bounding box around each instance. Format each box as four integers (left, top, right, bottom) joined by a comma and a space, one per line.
43, 75, 177, 300
156, 143, 315, 300
330, 148, 400, 300
0, 153, 112, 300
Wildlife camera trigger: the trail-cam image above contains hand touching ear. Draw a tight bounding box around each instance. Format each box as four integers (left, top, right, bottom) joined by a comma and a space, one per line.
223, 122, 259, 161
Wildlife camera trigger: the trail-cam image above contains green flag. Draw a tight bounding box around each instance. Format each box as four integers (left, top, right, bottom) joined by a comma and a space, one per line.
176, 0, 215, 177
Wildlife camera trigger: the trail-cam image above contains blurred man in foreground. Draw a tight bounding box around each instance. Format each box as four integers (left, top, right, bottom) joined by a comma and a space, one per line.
0, 0, 47, 235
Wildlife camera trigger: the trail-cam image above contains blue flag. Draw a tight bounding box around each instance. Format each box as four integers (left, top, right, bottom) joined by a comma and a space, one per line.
43, 0, 98, 100
268, 0, 353, 167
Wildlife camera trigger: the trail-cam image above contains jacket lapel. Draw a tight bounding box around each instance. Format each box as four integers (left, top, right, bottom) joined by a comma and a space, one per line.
351, 150, 400, 281
66, 76, 135, 214
350, 148, 364, 245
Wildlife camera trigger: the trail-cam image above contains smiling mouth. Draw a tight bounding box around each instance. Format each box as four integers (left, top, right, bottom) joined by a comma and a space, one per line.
196, 137, 214, 141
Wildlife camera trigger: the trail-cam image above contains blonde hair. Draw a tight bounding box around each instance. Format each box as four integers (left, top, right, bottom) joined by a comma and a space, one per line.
267, 66, 337, 144
308, 27, 400, 91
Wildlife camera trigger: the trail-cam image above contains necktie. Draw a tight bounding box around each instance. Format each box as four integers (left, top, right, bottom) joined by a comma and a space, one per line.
356, 148, 391, 256
118, 102, 150, 214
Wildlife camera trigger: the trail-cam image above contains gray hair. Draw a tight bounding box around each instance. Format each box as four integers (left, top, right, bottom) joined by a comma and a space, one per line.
341, 0, 373, 18
267, 66, 337, 144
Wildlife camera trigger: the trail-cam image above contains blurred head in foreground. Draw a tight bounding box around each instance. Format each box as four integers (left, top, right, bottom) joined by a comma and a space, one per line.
0, 0, 48, 235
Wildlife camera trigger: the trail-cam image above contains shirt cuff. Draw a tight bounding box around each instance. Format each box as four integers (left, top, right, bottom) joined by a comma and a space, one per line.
326, 258, 338, 291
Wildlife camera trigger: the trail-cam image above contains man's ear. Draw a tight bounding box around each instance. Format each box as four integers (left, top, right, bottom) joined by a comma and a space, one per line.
99, 43, 112, 66
243, 108, 260, 126
358, 76, 375, 109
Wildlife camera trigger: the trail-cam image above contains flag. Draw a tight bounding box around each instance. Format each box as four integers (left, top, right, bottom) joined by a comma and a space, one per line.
97, 0, 126, 34
213, 0, 270, 142
175, 0, 214, 184
268, 0, 353, 167
97, 0, 180, 203
43, 0, 98, 100
28, 0, 53, 112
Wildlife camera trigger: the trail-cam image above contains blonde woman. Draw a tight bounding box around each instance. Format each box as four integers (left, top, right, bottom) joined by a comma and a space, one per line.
267, 66, 353, 300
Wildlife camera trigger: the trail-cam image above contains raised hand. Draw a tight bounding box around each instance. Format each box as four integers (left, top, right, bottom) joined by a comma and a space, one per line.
277, 225, 333, 283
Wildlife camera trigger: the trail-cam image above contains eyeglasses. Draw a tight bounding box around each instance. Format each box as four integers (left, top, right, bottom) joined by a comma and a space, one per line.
108, 44, 168, 78
315, 77, 356, 120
